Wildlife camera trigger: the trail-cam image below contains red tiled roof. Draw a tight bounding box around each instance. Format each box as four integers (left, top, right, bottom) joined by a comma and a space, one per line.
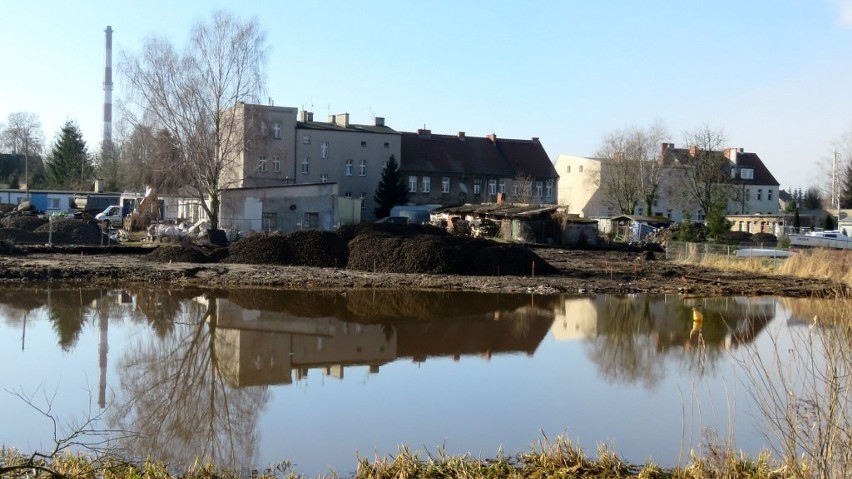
400, 131, 556, 179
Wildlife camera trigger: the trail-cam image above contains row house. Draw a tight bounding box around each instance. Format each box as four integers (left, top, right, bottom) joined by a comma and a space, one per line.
556, 143, 780, 223
400, 130, 558, 207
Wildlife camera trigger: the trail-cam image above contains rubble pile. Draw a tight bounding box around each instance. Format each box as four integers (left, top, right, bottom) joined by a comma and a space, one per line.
225, 232, 295, 265
284, 230, 349, 267
33, 219, 110, 245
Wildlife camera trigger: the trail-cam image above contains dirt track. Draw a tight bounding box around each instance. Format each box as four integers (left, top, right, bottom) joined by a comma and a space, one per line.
0, 246, 842, 297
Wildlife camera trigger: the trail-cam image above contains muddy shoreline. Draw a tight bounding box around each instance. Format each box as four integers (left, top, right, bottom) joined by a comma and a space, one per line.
0, 245, 842, 297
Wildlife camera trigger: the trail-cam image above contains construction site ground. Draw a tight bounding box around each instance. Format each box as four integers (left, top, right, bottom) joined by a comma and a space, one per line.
0, 242, 840, 298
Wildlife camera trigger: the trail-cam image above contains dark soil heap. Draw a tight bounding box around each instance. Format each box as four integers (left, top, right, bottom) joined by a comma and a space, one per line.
145, 243, 226, 264
33, 219, 110, 245
225, 232, 295, 265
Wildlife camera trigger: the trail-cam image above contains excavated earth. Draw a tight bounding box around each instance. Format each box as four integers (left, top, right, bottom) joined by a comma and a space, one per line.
0, 226, 842, 297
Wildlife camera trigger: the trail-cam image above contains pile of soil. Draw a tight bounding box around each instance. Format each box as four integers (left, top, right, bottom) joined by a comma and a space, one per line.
33, 219, 110, 245
145, 244, 217, 264
225, 232, 294, 265
0, 214, 47, 231
285, 230, 348, 267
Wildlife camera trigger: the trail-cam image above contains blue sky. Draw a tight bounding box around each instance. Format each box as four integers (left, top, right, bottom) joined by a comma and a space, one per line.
3, 0, 852, 190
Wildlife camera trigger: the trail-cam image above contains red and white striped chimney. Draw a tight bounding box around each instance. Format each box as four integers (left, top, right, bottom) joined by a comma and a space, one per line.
103, 26, 113, 147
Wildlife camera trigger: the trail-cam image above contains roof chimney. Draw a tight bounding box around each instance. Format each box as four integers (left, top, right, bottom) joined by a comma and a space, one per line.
487, 133, 497, 144
335, 113, 350, 128
417, 129, 431, 138
374, 116, 385, 127
300, 110, 310, 122
328, 114, 336, 124
531, 137, 539, 142
458, 131, 465, 141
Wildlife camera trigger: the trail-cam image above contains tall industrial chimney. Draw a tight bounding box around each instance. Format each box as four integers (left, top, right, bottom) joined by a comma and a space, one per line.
103, 26, 113, 147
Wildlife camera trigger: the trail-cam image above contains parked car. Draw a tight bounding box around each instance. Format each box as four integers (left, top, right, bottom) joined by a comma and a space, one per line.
95, 205, 123, 227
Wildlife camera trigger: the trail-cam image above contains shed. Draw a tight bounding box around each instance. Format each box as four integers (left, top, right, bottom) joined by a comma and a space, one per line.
608, 215, 673, 242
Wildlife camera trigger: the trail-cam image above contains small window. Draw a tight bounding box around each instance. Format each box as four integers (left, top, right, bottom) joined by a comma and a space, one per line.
499, 180, 506, 194
359, 159, 367, 176
49, 198, 60, 209
260, 122, 268, 137
273, 123, 282, 140
360, 140, 367, 147
545, 179, 553, 198
272, 156, 281, 172
473, 178, 481, 195
320, 174, 328, 183
768, 190, 773, 201
441, 177, 450, 193
345, 159, 353, 176
321, 141, 329, 159
513, 181, 519, 195
258, 156, 267, 172
303, 212, 319, 228
535, 181, 543, 197
488, 179, 497, 195
303, 135, 311, 145
740, 168, 754, 179
262, 212, 277, 230
344, 191, 352, 198
302, 157, 310, 175
409, 176, 417, 193
384, 142, 389, 148
422, 177, 431, 193
757, 189, 763, 201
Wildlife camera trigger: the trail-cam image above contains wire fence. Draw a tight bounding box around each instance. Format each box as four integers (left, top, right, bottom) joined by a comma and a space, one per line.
665, 241, 789, 264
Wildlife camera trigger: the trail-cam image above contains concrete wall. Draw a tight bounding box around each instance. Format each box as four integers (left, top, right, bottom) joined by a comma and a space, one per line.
220, 182, 338, 234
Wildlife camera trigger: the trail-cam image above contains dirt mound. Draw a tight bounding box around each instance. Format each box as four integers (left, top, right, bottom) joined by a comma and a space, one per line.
348, 233, 556, 276
145, 244, 215, 263
0, 204, 16, 215
33, 219, 109, 245
1, 214, 47, 231
0, 227, 44, 243
285, 230, 348, 267
337, 222, 448, 242
225, 232, 294, 265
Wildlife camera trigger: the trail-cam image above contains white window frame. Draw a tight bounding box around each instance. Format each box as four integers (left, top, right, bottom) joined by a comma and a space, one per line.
409, 176, 417, 193
272, 156, 281, 172
422, 177, 431, 193
345, 159, 353, 176
321, 141, 329, 159
302, 157, 310, 175
303, 135, 311, 145
498, 179, 506, 194
441, 177, 450, 193
740, 168, 754, 179
473, 178, 481, 195
273, 123, 281, 139
320, 174, 329, 183
359, 159, 367, 176
545, 179, 554, 198
488, 179, 497, 195
258, 156, 267, 172
536, 181, 543, 197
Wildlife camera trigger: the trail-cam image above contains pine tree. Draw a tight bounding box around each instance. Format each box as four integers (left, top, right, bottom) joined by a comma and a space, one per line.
841, 161, 852, 208
45, 121, 91, 189
373, 155, 409, 219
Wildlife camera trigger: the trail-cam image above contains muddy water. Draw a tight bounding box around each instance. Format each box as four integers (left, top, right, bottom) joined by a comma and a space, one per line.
0, 286, 821, 475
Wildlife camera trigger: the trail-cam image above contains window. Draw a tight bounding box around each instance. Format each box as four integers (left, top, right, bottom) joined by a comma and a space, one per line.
409, 176, 418, 193
768, 189, 773, 201
303, 212, 319, 228
260, 122, 268, 138
473, 178, 481, 195
344, 191, 352, 198
746, 189, 751, 201
303, 135, 311, 145
422, 177, 431, 193
488, 179, 497, 195
359, 192, 366, 210
345, 159, 353, 176
545, 179, 554, 198
757, 189, 763, 201
498, 180, 506, 193
513, 181, 519, 196
360, 140, 367, 147
302, 157, 310, 174
273, 123, 281, 139
262, 212, 277, 230
49, 198, 60, 209
320, 174, 328, 183
321, 141, 329, 159
272, 156, 281, 172
535, 181, 543, 197
384, 142, 389, 148
359, 159, 367, 176
441, 177, 450, 193
258, 156, 267, 172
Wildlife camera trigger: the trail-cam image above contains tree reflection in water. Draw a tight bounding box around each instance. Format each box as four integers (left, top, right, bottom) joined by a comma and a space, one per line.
108, 295, 270, 469
583, 296, 775, 388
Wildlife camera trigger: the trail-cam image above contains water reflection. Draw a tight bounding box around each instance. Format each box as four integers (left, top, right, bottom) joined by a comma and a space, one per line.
0, 286, 799, 472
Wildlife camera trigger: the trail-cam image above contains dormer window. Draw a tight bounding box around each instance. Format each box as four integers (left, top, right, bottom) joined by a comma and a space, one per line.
740, 168, 754, 179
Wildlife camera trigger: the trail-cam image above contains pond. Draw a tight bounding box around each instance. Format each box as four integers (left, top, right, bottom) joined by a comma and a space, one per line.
0, 286, 831, 476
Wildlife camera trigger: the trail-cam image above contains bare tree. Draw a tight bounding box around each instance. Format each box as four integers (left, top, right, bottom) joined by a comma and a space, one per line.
121, 11, 268, 230
673, 126, 734, 219
1, 112, 45, 191
510, 173, 535, 204
594, 123, 668, 215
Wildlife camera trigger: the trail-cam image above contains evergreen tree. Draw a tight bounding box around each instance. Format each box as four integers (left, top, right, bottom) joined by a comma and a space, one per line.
841, 161, 852, 208
824, 213, 835, 231
793, 207, 801, 232
44, 121, 92, 189
373, 155, 409, 219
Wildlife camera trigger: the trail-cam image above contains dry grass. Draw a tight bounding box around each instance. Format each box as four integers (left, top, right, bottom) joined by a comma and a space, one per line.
775, 248, 852, 285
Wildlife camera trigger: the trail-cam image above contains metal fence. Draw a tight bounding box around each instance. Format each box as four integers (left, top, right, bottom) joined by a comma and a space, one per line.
665, 241, 786, 263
